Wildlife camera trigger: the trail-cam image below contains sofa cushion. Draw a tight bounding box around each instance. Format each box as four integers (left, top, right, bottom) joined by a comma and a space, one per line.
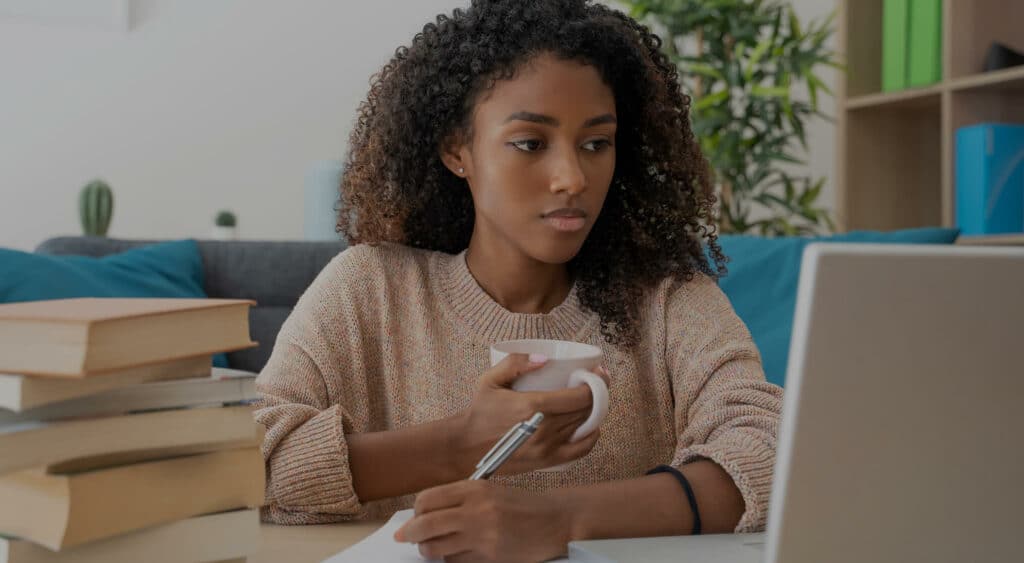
35, 237, 347, 372
1, 239, 229, 367
718, 227, 961, 387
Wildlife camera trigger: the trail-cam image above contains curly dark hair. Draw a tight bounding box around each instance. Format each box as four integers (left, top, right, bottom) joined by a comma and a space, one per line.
339, 0, 727, 346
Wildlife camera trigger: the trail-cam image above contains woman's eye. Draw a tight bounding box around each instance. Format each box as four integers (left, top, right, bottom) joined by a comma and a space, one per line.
582, 139, 611, 152
510, 139, 544, 152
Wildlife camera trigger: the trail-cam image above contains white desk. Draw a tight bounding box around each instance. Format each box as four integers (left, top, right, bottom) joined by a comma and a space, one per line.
254, 521, 764, 563
569, 533, 764, 562
252, 521, 381, 563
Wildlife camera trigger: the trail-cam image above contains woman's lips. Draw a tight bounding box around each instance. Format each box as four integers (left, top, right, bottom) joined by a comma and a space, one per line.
544, 216, 586, 232
542, 209, 587, 232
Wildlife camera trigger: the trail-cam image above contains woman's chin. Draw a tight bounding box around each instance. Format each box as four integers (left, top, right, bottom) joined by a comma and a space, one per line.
527, 238, 587, 265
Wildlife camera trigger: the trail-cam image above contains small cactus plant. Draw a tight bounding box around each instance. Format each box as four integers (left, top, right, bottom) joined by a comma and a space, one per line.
215, 210, 237, 227
79, 180, 114, 236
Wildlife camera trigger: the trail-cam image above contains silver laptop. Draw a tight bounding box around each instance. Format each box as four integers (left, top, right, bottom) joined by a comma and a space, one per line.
569, 243, 1024, 563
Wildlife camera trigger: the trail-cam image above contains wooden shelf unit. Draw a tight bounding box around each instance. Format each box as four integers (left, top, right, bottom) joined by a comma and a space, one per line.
836, 0, 1024, 232
956, 234, 1024, 246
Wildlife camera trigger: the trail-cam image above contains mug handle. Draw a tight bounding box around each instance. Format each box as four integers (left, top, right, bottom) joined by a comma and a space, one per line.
567, 369, 609, 443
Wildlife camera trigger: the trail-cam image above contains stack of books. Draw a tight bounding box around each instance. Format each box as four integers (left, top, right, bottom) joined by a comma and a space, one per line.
0, 298, 266, 563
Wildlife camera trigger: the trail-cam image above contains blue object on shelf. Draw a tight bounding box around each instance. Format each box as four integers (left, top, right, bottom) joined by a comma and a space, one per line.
955, 123, 1024, 235
304, 160, 345, 241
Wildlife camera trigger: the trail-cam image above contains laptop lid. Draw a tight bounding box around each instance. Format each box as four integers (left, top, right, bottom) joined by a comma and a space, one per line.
765, 243, 1024, 563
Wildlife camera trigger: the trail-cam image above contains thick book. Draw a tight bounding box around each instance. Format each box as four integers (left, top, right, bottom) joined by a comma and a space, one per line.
0, 448, 265, 551
0, 298, 256, 377
0, 405, 263, 475
0, 367, 257, 423
908, 0, 942, 87
0, 509, 259, 563
882, 0, 909, 91
955, 123, 1024, 235
0, 355, 212, 413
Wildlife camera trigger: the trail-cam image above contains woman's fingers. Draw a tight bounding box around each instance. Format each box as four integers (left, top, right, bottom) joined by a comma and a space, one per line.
522, 385, 593, 414
417, 532, 473, 561
396, 507, 464, 544
557, 428, 601, 460
412, 481, 471, 515
482, 353, 548, 388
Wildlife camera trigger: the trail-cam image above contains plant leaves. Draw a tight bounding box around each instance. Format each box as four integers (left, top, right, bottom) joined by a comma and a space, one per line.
694, 88, 730, 111
751, 85, 790, 98
633, 0, 838, 236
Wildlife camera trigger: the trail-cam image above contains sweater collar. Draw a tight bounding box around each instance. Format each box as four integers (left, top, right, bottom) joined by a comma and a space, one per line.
439, 249, 596, 344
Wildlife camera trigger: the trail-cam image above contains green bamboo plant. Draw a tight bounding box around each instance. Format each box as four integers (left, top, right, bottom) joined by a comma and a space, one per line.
623, 0, 840, 235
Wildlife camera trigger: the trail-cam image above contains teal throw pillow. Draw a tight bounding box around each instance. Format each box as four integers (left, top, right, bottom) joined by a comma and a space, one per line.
718, 227, 960, 387
0, 240, 229, 368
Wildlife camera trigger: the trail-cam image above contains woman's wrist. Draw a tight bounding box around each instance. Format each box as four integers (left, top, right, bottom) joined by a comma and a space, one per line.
541, 472, 702, 542
550, 486, 589, 542
349, 413, 481, 501
440, 411, 479, 481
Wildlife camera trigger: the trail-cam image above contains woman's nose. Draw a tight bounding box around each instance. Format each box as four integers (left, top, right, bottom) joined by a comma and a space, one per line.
549, 149, 587, 196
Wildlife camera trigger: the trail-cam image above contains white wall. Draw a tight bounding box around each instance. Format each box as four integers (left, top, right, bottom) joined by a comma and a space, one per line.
0, 0, 460, 250
0, 0, 838, 251
789, 0, 840, 217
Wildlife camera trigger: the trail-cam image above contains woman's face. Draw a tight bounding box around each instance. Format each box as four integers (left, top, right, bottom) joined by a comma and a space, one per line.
446, 54, 617, 265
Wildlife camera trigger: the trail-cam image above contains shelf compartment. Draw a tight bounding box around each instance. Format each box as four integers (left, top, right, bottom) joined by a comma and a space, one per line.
842, 0, 884, 98
947, 0, 1024, 80
842, 102, 943, 230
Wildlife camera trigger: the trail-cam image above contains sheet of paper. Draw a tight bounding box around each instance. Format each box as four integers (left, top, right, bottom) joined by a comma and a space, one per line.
320, 509, 570, 562
320, 509, 434, 563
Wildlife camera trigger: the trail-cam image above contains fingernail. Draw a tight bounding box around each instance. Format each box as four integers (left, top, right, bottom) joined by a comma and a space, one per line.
528, 353, 549, 364
394, 529, 404, 542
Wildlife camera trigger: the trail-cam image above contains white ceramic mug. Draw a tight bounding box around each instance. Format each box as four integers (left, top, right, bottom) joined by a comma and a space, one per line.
489, 339, 609, 443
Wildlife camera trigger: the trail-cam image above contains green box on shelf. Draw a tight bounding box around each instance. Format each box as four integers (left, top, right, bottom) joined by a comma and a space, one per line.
882, 0, 909, 92
908, 0, 942, 87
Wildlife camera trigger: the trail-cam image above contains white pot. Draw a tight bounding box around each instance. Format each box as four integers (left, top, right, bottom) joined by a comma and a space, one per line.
210, 225, 237, 240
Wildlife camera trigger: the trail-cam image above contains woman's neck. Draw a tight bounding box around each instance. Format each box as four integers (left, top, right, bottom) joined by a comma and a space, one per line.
465, 236, 572, 315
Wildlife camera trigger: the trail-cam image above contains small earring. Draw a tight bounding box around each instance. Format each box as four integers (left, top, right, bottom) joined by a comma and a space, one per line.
457, 167, 465, 174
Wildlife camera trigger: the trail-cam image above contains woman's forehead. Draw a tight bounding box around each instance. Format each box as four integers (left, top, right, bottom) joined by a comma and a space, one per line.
472, 54, 616, 126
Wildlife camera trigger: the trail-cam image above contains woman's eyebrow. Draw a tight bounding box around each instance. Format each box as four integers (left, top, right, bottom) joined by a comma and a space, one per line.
505, 111, 558, 125
583, 114, 617, 127
503, 111, 617, 128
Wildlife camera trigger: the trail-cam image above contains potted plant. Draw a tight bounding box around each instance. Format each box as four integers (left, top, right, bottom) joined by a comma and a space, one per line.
79, 180, 114, 237
623, 0, 840, 235
212, 210, 238, 240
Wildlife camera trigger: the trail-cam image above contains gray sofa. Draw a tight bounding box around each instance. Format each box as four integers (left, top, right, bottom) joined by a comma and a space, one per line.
35, 237, 348, 373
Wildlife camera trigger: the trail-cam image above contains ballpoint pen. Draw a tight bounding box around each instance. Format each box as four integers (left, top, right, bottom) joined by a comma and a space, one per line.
469, 412, 544, 480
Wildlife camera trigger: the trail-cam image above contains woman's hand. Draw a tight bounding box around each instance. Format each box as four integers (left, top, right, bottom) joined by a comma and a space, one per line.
395, 480, 572, 562
453, 354, 606, 476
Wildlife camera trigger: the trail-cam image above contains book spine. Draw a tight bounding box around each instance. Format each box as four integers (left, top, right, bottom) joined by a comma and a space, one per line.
907, 0, 942, 87
882, 0, 909, 92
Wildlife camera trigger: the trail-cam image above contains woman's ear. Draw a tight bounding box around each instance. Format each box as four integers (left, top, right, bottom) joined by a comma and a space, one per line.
439, 134, 470, 178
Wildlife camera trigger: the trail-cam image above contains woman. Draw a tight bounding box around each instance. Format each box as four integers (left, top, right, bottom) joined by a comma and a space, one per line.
255, 1, 782, 561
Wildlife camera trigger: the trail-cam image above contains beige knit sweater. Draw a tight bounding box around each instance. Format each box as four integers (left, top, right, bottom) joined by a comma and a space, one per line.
255, 243, 783, 532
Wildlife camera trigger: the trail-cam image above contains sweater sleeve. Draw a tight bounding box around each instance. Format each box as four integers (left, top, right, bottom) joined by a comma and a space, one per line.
254, 247, 376, 524
664, 275, 784, 533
